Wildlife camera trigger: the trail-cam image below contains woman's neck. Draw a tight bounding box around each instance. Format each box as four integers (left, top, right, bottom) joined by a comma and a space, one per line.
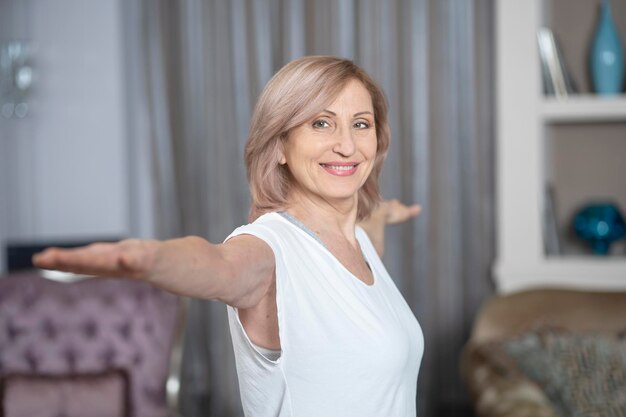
285, 192, 359, 243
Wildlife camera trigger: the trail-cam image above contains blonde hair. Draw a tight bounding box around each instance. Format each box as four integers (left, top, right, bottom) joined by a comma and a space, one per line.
245, 56, 390, 221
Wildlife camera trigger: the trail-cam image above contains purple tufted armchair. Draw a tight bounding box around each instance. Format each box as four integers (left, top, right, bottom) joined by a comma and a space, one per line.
0, 270, 183, 417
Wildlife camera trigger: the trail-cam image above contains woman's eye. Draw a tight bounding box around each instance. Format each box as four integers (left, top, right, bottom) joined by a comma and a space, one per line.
354, 121, 370, 129
312, 119, 331, 129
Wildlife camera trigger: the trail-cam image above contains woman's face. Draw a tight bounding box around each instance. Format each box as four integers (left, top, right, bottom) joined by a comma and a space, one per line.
280, 79, 378, 208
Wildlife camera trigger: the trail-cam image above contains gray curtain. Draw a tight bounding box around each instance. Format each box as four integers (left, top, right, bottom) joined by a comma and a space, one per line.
126, 1, 495, 416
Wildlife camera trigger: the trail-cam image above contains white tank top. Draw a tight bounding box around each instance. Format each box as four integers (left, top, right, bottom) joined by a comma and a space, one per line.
226, 212, 424, 417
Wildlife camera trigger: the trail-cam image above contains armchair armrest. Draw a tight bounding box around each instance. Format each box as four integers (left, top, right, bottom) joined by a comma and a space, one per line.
461, 342, 558, 417
167, 297, 189, 417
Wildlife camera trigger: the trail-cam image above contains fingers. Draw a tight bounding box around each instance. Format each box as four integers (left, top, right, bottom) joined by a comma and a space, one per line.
33, 244, 108, 276
32, 246, 94, 271
32, 241, 146, 278
406, 204, 422, 217
385, 199, 422, 225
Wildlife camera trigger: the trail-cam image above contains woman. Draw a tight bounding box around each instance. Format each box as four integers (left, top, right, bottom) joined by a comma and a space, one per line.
34, 56, 424, 417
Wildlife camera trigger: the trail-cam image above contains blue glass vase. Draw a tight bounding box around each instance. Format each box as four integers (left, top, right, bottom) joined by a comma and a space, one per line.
590, 0, 625, 95
573, 202, 626, 255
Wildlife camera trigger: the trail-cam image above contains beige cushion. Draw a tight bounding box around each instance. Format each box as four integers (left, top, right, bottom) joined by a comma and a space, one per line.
470, 289, 626, 344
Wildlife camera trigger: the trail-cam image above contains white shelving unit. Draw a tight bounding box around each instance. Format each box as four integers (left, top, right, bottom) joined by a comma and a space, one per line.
542, 95, 626, 123
494, 0, 626, 294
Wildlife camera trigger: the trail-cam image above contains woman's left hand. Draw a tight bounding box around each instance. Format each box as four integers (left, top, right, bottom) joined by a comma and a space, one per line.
359, 199, 421, 257
379, 199, 421, 225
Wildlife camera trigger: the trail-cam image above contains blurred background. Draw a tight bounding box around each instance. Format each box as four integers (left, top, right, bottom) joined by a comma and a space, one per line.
0, 0, 626, 417
1, 1, 624, 417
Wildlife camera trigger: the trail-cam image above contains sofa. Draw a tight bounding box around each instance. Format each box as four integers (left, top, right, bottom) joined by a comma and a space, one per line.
461, 288, 626, 417
0, 270, 184, 417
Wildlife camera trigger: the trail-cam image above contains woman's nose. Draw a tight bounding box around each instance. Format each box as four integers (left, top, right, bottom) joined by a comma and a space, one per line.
332, 126, 356, 156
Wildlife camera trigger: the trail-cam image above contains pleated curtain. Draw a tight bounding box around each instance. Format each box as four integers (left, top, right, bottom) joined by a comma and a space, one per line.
126, 1, 496, 415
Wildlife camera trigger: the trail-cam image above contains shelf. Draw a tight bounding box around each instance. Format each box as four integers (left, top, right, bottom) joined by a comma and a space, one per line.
496, 0, 626, 295
546, 255, 626, 263
494, 257, 626, 294
541, 95, 626, 123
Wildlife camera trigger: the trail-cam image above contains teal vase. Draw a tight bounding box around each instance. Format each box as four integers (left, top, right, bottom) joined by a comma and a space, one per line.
589, 0, 625, 95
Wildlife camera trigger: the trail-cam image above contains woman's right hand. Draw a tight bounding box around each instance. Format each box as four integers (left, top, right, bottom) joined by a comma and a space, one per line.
33, 235, 276, 307
32, 239, 161, 280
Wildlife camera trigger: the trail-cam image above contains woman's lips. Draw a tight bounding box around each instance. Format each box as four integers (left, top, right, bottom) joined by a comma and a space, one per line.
320, 162, 359, 176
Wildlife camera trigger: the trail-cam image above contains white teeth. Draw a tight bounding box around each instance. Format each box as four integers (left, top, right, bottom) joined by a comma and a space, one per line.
323, 164, 355, 171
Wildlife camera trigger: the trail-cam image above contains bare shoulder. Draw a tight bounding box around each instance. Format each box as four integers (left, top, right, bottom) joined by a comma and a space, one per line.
223, 233, 274, 257
218, 233, 276, 309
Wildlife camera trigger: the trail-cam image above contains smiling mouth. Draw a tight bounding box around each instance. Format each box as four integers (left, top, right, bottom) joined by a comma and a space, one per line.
319, 162, 360, 176
320, 163, 358, 171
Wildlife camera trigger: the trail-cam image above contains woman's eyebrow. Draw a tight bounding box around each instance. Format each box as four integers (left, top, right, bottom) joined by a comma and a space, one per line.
320, 109, 374, 117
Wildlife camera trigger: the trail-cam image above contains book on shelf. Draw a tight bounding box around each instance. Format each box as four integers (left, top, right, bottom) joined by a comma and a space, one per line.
537, 28, 578, 98
543, 184, 562, 256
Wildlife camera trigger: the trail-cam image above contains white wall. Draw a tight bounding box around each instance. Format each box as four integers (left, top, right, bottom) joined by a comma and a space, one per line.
0, 0, 139, 271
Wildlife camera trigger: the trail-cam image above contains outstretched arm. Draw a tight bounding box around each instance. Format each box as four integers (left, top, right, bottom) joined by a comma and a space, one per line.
32, 234, 275, 309
358, 199, 421, 258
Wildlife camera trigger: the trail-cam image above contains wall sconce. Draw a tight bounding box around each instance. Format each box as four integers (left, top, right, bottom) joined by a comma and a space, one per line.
0, 41, 35, 119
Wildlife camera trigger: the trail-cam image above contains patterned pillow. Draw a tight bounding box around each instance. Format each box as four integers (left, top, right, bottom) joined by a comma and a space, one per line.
503, 329, 626, 417
1, 370, 129, 417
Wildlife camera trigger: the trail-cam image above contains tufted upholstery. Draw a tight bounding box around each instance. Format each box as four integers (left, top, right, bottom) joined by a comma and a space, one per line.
461, 289, 626, 417
0, 270, 180, 417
